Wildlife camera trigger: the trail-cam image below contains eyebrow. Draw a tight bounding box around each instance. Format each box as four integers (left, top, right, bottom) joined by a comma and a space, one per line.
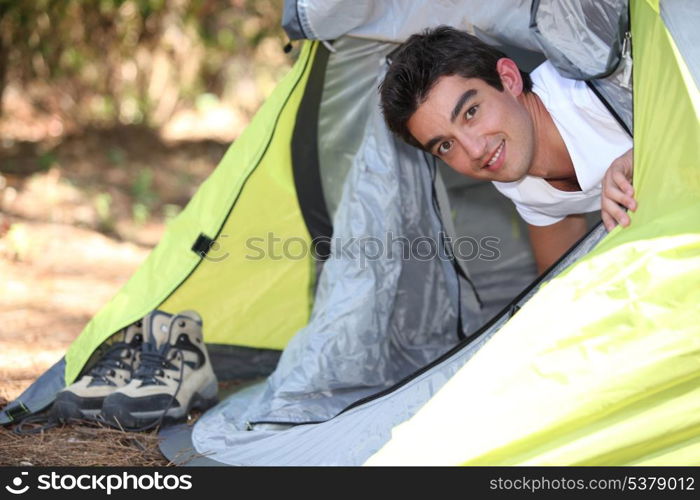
422, 89, 477, 152
450, 89, 477, 122
424, 135, 445, 153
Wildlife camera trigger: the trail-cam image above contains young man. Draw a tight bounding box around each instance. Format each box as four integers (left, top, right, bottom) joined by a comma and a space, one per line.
380, 27, 636, 273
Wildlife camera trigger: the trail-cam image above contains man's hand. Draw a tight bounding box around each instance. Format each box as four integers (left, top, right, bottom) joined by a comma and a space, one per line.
601, 148, 636, 231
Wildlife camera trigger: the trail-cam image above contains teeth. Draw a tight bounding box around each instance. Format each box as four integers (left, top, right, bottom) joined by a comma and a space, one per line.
487, 142, 504, 167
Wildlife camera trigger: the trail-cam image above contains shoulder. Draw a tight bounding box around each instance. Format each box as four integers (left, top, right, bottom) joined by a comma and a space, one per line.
531, 61, 588, 109
530, 60, 560, 84
531, 61, 627, 149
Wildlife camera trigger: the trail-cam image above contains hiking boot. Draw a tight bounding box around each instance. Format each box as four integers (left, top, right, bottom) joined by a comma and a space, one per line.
101, 310, 218, 430
51, 318, 146, 421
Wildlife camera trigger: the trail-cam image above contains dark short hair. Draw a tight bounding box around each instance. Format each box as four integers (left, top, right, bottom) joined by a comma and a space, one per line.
379, 26, 533, 149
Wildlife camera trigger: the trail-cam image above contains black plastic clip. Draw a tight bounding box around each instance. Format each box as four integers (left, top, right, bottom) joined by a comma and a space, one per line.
191, 233, 214, 258
4, 401, 30, 423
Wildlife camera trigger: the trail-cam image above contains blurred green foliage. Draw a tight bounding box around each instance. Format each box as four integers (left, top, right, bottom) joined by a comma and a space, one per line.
132, 202, 150, 226
107, 146, 127, 166
131, 168, 156, 206
162, 203, 182, 223
95, 192, 116, 233
0, 0, 291, 127
38, 151, 58, 171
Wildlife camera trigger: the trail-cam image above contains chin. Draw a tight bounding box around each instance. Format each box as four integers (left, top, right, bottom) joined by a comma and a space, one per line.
500, 173, 523, 183
498, 164, 529, 183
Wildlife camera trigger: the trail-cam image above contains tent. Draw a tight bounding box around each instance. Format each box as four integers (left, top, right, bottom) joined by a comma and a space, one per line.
4, 0, 699, 466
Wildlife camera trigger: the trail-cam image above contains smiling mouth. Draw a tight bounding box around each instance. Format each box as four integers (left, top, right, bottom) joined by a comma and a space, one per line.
484, 141, 505, 170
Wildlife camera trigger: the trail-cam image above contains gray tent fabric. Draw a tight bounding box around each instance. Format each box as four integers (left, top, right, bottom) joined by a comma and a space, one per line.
661, 0, 700, 89
530, 0, 629, 80
281, 0, 306, 40
0, 359, 65, 424
530, 0, 633, 132
318, 37, 395, 221
282, 0, 538, 50
442, 171, 538, 322
432, 163, 481, 307
282, 0, 626, 79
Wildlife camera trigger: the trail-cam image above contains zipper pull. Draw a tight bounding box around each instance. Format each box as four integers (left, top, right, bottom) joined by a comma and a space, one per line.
620, 31, 633, 90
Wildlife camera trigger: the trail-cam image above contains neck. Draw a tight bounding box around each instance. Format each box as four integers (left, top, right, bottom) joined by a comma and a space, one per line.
520, 91, 575, 181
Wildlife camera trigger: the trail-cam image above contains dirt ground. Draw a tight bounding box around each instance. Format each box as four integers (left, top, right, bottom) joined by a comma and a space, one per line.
0, 125, 229, 465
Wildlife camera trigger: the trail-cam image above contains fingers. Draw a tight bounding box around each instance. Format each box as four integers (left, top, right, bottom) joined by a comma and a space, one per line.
601, 196, 631, 229
611, 170, 636, 208
601, 176, 635, 230
601, 210, 617, 232
601, 147, 636, 232
605, 180, 637, 212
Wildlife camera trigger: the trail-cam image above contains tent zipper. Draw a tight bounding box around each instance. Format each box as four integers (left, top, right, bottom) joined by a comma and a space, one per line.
620, 31, 632, 90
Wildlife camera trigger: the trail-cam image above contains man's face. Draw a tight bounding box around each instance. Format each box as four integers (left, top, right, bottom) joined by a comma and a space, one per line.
406, 66, 535, 183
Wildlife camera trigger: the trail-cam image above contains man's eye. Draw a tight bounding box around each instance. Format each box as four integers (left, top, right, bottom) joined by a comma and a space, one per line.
437, 141, 452, 155
465, 105, 479, 120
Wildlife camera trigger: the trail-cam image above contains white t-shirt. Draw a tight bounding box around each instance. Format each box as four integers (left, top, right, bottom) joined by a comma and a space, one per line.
492, 61, 632, 226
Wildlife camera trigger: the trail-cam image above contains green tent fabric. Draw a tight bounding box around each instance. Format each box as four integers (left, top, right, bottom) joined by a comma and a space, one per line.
366, 0, 700, 466
64, 41, 320, 385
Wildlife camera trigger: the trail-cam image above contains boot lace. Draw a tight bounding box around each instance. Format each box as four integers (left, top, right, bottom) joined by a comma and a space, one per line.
132, 342, 177, 386
88, 342, 136, 385
111, 342, 186, 432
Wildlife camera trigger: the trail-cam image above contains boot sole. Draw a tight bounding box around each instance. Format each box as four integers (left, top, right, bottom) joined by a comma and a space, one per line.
101, 391, 218, 431
51, 395, 103, 422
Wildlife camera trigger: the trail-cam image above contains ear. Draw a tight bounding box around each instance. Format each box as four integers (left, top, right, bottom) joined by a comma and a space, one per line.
496, 58, 524, 96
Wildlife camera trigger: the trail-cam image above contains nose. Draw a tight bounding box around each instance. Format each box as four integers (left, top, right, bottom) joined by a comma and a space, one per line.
456, 131, 487, 161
